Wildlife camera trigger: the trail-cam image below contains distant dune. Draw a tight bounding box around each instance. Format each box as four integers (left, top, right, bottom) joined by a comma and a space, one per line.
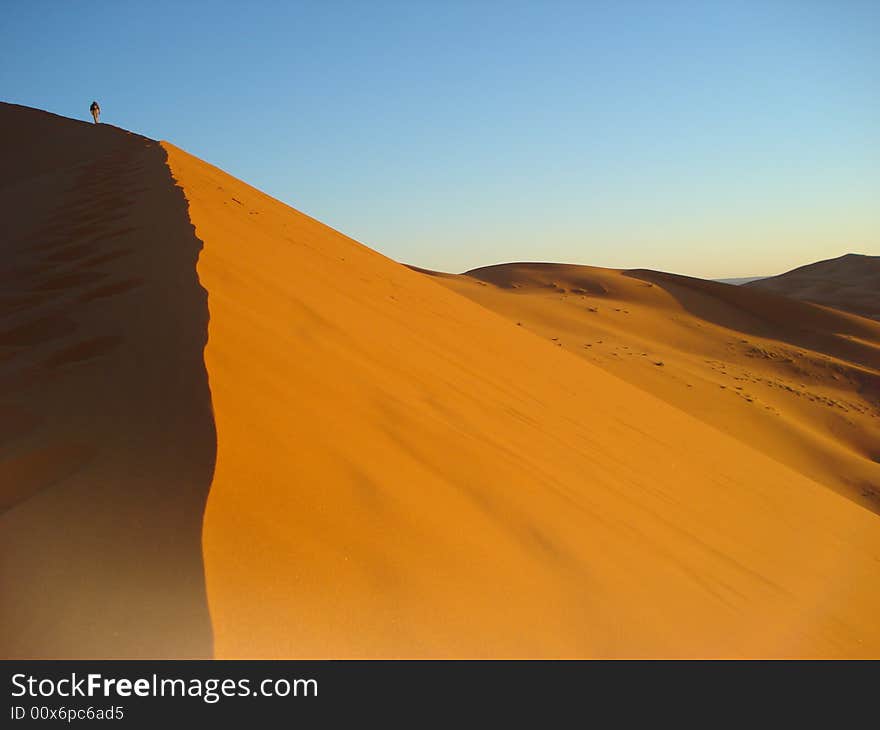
417, 263, 880, 516
745, 253, 880, 320
3, 103, 880, 658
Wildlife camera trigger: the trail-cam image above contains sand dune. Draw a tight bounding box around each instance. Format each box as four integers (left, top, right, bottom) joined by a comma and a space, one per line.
745, 253, 880, 320
418, 263, 880, 515
0, 104, 214, 658
3, 103, 880, 658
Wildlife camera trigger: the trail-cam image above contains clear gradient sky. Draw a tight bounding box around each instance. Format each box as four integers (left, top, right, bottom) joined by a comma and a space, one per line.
2, 1, 877, 277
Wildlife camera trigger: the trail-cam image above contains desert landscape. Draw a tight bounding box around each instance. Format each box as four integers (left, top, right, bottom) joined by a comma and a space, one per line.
1, 103, 879, 659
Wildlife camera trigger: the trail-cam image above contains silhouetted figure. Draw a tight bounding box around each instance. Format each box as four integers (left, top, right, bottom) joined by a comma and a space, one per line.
90, 100, 100, 124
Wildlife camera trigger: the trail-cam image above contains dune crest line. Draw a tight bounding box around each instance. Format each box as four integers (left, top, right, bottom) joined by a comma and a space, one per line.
164, 141, 880, 659
2, 103, 879, 659
0, 104, 215, 658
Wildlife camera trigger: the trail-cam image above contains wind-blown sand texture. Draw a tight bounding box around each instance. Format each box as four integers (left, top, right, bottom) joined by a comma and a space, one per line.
2, 103, 879, 658
416, 263, 880, 515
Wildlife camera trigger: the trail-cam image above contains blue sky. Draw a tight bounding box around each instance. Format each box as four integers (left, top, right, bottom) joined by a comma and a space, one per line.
2, 0, 877, 277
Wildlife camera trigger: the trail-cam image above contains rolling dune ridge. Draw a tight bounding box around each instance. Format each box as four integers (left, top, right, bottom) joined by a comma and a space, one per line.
746, 253, 880, 321
418, 263, 880, 514
2, 103, 879, 658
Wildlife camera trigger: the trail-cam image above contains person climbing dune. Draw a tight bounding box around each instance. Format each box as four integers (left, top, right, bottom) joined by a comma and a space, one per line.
90, 100, 100, 124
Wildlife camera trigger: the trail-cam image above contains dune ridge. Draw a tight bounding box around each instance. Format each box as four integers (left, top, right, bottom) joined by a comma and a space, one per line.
164, 145, 880, 658
419, 262, 880, 515
0, 104, 214, 658
745, 253, 880, 321
2, 103, 880, 658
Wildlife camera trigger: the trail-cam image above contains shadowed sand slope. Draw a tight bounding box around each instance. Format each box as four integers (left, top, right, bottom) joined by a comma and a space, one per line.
0, 104, 215, 658
164, 147, 880, 658
420, 263, 880, 515
745, 253, 880, 321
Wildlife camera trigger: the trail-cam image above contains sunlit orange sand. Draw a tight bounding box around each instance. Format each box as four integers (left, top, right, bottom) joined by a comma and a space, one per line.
415, 263, 880, 515
2, 103, 879, 658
